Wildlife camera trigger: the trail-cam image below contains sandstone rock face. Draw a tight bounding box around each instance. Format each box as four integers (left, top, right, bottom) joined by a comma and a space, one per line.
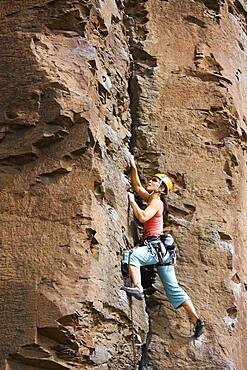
0, 1, 246, 369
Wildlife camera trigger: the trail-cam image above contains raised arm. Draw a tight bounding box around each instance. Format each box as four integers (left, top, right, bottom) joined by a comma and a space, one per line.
128, 194, 161, 223
130, 155, 149, 201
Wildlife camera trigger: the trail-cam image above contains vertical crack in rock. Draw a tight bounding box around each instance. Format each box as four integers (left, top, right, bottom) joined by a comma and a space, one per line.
124, 1, 159, 368
124, 0, 159, 170
138, 306, 152, 370
1, 0, 247, 369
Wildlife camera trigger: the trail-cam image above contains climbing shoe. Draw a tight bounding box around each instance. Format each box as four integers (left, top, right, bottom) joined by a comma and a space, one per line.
120, 286, 144, 301
194, 318, 205, 339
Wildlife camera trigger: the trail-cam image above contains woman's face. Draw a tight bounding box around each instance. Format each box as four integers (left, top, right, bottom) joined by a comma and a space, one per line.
146, 177, 160, 193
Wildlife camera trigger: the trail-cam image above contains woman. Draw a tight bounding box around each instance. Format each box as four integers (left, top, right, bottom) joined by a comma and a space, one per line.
121, 156, 204, 339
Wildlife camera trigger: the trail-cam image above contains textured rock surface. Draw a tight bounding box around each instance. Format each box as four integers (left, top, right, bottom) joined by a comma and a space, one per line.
127, 1, 247, 369
0, 0, 246, 369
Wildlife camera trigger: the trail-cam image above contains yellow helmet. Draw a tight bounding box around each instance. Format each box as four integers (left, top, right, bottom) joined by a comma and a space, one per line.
153, 173, 173, 194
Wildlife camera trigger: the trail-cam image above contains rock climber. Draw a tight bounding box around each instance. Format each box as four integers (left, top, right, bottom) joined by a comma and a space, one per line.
121, 155, 205, 339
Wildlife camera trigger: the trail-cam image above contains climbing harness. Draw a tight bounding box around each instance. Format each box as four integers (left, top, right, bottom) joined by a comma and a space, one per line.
160, 233, 177, 264
144, 238, 167, 265
144, 233, 176, 266
161, 233, 177, 263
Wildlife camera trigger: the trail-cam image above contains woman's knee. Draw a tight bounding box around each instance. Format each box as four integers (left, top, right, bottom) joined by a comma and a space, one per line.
122, 250, 131, 264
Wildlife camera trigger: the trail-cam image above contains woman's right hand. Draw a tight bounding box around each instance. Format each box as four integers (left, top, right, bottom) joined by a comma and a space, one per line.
129, 155, 136, 168
128, 192, 135, 204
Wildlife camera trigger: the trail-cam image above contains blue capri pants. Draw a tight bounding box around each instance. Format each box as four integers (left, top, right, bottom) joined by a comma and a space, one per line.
121, 241, 190, 309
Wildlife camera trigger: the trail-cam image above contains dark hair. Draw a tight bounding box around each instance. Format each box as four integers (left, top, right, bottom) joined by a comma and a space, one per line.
160, 193, 169, 225
160, 182, 168, 195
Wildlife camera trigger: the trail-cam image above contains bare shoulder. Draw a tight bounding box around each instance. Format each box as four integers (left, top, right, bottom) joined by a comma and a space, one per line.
148, 197, 163, 209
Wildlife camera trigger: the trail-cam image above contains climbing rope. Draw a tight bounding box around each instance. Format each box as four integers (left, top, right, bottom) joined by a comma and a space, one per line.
128, 244, 137, 369
122, 226, 133, 250
122, 227, 137, 369
121, 196, 138, 369
129, 294, 137, 370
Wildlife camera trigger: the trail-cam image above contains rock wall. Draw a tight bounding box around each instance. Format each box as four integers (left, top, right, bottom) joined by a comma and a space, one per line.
0, 0, 246, 369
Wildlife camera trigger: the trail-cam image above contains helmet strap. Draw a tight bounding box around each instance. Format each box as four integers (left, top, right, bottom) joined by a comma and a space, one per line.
154, 179, 163, 193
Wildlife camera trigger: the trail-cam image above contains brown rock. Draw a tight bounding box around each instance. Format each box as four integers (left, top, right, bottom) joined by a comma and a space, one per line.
0, 0, 246, 369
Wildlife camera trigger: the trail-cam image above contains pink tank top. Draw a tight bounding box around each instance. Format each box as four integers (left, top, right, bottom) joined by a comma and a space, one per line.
144, 215, 163, 238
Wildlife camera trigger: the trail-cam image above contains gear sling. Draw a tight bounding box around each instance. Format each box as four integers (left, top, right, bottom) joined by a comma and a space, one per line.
121, 228, 176, 281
